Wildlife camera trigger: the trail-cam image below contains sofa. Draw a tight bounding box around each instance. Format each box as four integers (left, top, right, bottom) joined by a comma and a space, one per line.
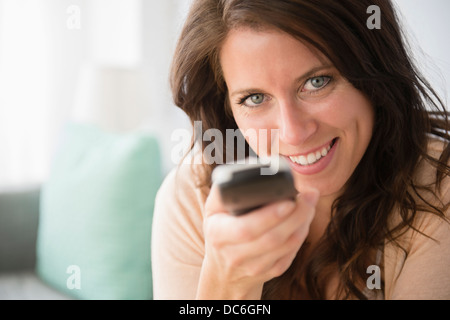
0, 186, 72, 299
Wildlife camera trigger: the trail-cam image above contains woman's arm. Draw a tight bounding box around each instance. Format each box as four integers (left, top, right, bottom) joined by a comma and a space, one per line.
151, 166, 207, 299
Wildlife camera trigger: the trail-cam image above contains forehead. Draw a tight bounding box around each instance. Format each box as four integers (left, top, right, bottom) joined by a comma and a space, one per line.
219, 27, 331, 89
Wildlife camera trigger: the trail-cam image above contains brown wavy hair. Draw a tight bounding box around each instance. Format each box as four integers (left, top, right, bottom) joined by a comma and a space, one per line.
170, 0, 450, 299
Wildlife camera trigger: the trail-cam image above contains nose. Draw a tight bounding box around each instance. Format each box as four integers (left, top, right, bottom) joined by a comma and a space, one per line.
277, 98, 318, 146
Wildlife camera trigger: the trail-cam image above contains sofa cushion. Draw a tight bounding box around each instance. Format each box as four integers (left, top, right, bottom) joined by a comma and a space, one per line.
36, 122, 162, 300
0, 187, 40, 272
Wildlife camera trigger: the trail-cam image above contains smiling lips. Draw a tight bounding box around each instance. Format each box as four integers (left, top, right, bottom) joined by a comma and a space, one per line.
288, 139, 336, 166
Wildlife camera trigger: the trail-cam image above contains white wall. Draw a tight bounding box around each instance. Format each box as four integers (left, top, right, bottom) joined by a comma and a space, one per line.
0, 0, 192, 187
394, 0, 450, 105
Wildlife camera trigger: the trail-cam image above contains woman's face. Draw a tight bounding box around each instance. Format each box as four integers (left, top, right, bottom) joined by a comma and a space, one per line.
220, 28, 375, 197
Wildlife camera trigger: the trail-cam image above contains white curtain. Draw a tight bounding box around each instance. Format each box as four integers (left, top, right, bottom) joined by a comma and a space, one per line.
0, 0, 52, 188
394, 0, 450, 104
0, 0, 191, 189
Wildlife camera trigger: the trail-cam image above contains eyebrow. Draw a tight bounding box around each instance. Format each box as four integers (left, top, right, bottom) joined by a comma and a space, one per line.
229, 63, 334, 98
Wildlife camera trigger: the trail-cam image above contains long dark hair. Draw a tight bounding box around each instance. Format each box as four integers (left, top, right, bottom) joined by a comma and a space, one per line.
170, 0, 450, 299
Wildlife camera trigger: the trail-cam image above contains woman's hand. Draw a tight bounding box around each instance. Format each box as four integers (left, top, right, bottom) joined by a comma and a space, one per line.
196, 185, 319, 300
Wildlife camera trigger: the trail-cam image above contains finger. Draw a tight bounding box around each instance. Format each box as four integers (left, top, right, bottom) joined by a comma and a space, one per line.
216, 189, 319, 267
294, 188, 319, 225
204, 199, 296, 246
240, 225, 309, 280
245, 188, 319, 251
205, 183, 227, 217
262, 188, 319, 247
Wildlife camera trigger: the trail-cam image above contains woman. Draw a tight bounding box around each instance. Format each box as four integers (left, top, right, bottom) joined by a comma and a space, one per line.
151, 0, 450, 299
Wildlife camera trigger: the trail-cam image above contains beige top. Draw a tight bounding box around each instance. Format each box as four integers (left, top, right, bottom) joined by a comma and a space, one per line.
151, 139, 450, 300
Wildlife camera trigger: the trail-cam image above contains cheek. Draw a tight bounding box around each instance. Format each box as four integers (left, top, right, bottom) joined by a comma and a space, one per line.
323, 89, 375, 171
339, 91, 375, 141
316, 86, 375, 135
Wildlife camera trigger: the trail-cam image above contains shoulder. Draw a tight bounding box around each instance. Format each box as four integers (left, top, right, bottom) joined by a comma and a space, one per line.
384, 138, 450, 299
413, 137, 450, 203
417, 137, 448, 178
397, 137, 450, 238
155, 163, 210, 213
152, 162, 212, 250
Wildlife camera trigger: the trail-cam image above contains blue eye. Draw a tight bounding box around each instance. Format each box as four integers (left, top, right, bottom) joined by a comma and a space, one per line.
239, 93, 269, 107
303, 76, 332, 92
311, 77, 326, 88
249, 94, 264, 104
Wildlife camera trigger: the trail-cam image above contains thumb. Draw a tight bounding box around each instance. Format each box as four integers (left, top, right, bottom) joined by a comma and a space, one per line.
204, 183, 228, 217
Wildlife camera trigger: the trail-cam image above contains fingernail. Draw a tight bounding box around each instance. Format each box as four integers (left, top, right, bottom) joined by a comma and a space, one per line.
277, 201, 295, 217
302, 189, 320, 206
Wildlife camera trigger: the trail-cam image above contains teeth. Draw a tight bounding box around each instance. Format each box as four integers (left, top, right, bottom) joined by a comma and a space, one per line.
298, 156, 308, 165
289, 141, 333, 166
307, 153, 316, 163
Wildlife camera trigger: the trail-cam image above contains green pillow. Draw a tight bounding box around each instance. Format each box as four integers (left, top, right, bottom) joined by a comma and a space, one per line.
36, 122, 162, 300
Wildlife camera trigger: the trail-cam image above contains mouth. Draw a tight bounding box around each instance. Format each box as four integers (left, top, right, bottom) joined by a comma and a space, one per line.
285, 138, 339, 176
288, 138, 337, 166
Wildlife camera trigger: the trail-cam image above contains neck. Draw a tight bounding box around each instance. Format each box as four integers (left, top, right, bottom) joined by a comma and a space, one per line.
306, 192, 338, 247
